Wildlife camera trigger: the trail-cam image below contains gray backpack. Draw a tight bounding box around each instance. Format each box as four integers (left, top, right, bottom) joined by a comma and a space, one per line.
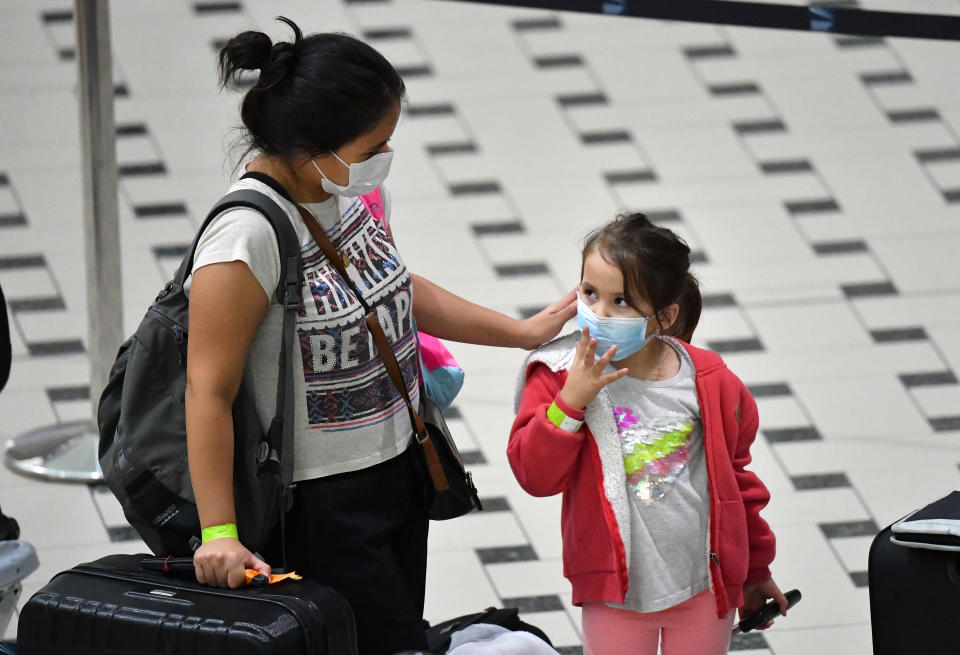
97, 186, 302, 559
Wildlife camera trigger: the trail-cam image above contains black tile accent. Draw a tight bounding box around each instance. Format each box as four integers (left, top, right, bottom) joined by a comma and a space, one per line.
914, 147, 960, 163
114, 82, 130, 98
442, 406, 462, 420
708, 82, 761, 96
646, 209, 682, 224
495, 263, 550, 277
116, 123, 148, 137
42, 9, 74, 23
153, 244, 190, 258
944, 189, 960, 203
729, 632, 768, 650
47, 385, 90, 403
581, 130, 631, 145
604, 170, 656, 184
395, 65, 433, 78
460, 450, 487, 466
899, 371, 958, 388
500, 595, 564, 612
849, 570, 870, 587
760, 159, 813, 174
107, 525, 141, 542
841, 281, 898, 298
58, 47, 75, 62
689, 250, 708, 264
27, 340, 85, 356
0, 255, 45, 270
471, 221, 524, 236
119, 162, 166, 177
887, 108, 940, 123
706, 338, 763, 354
930, 416, 960, 432
406, 104, 455, 117
835, 36, 885, 48
450, 181, 501, 196
518, 306, 546, 320
812, 240, 868, 255
0, 213, 27, 227
557, 92, 607, 107
733, 119, 786, 134
702, 293, 737, 308
535, 54, 584, 68
785, 198, 840, 215
748, 382, 792, 397
343, 0, 389, 4
426, 142, 477, 155
683, 44, 736, 59
9, 297, 65, 312
555, 648, 583, 655
193, 2, 242, 13
0, 173, 8, 186
512, 17, 563, 31
364, 27, 412, 40
860, 71, 912, 85
870, 327, 927, 343
476, 545, 538, 565
764, 426, 822, 443
479, 496, 511, 512
820, 519, 879, 539
791, 472, 850, 490
134, 202, 188, 218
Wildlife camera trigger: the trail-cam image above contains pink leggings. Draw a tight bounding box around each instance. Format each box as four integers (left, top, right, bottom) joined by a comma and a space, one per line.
581, 589, 735, 655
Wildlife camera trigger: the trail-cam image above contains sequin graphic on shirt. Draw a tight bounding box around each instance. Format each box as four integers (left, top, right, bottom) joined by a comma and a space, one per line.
615, 407, 693, 505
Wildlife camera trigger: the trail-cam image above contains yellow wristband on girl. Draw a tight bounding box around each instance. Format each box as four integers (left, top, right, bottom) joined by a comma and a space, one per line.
201, 523, 239, 543
547, 401, 584, 433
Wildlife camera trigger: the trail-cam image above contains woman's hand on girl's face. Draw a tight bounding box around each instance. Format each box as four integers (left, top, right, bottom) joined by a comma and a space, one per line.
519, 289, 578, 350
559, 327, 629, 410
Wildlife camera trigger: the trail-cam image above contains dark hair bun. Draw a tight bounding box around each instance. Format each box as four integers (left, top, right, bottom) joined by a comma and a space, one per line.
219, 31, 272, 85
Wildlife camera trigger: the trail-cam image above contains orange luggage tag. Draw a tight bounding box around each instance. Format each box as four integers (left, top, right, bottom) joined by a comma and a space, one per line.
245, 569, 302, 586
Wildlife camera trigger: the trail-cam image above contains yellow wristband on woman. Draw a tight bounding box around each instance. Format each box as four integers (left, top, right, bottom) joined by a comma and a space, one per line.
201, 523, 238, 543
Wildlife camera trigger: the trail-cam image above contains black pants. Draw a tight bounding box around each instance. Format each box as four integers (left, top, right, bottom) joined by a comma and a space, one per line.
267, 443, 429, 655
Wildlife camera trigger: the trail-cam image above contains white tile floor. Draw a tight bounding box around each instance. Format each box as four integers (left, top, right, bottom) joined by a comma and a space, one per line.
1, 0, 959, 653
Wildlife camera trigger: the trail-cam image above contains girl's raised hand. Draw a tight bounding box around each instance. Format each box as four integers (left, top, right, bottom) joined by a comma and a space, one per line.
559, 327, 629, 410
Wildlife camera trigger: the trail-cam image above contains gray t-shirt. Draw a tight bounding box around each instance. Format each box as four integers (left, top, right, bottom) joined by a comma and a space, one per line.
605, 338, 710, 613
185, 177, 419, 481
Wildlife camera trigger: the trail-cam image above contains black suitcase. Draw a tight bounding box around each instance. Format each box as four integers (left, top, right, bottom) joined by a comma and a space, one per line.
17, 554, 357, 655
868, 524, 960, 654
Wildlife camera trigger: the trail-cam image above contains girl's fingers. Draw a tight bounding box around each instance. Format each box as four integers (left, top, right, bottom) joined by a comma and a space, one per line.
595, 344, 618, 368
600, 368, 629, 386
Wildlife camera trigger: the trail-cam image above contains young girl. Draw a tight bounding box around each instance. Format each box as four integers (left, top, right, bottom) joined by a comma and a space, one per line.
508, 214, 788, 655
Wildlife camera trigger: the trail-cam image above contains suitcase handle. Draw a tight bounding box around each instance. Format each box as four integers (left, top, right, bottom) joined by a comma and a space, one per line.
733, 589, 801, 634
140, 556, 272, 587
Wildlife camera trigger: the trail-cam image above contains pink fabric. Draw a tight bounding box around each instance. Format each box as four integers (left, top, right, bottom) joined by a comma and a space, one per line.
359, 189, 384, 222
581, 590, 735, 655
418, 333, 458, 370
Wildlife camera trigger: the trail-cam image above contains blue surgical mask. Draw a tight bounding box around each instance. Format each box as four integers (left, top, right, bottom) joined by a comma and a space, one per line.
576, 295, 658, 360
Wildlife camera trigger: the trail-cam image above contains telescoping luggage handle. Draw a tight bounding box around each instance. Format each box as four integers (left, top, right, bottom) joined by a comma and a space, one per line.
293, 204, 450, 493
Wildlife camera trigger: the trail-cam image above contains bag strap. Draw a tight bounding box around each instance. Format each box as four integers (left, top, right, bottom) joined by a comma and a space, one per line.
179, 188, 302, 568
293, 203, 450, 493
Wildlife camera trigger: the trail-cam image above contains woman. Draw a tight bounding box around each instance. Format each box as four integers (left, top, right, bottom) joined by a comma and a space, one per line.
185, 17, 575, 655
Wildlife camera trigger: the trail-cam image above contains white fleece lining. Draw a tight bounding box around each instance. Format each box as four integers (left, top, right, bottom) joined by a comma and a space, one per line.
514, 332, 632, 575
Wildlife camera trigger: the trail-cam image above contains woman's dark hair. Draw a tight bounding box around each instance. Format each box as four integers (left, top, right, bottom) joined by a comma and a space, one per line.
218, 16, 406, 160
581, 213, 702, 342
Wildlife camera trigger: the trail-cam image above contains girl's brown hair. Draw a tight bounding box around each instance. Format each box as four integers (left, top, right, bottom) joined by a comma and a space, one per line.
581, 213, 702, 342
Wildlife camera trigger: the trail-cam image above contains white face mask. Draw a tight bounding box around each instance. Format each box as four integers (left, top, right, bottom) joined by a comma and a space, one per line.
311, 149, 394, 197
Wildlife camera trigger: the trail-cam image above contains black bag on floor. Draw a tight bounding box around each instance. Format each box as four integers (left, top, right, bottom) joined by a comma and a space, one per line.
869, 523, 960, 654
17, 554, 356, 655
425, 607, 552, 653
